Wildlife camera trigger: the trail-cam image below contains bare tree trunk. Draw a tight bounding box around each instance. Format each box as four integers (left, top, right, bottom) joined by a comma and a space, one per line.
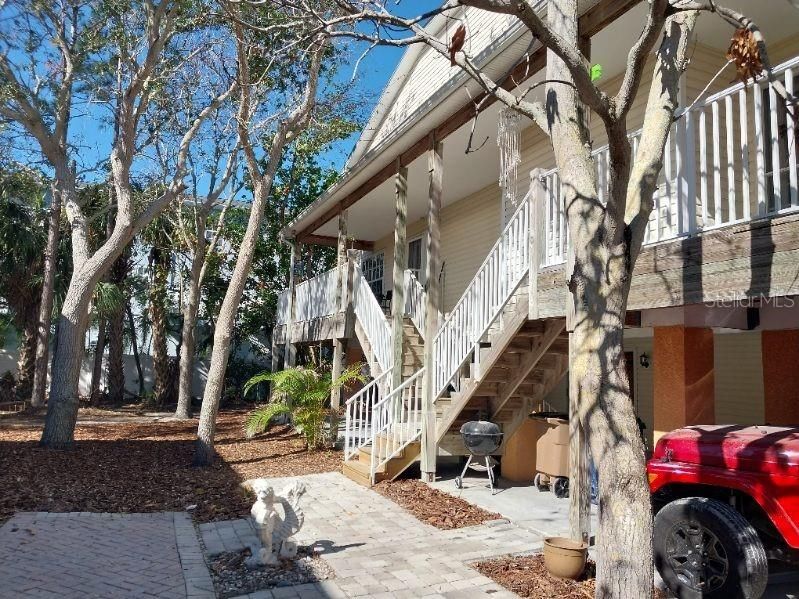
90, 316, 107, 405
126, 301, 145, 398
15, 309, 38, 400
30, 182, 64, 408
176, 249, 204, 419
149, 248, 169, 407
544, 1, 652, 596
107, 250, 129, 404
41, 274, 96, 447
194, 182, 272, 466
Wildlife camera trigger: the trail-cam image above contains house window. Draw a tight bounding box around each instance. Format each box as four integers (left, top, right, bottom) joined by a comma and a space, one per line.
362, 252, 384, 297
408, 236, 425, 284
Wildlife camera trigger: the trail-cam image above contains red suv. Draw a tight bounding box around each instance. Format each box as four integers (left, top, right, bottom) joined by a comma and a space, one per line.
648, 425, 799, 598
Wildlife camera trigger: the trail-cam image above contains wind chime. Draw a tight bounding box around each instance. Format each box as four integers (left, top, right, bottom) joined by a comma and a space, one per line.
497, 107, 522, 224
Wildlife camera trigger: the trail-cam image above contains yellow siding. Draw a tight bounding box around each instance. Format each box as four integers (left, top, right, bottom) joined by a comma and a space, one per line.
714, 332, 765, 425
626, 336, 655, 449
372, 183, 501, 313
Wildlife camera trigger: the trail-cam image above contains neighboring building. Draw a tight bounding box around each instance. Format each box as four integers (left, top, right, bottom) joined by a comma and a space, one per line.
270, 0, 799, 486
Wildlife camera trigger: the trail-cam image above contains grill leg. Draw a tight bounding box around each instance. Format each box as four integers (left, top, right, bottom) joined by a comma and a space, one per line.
459, 455, 473, 480
485, 456, 495, 494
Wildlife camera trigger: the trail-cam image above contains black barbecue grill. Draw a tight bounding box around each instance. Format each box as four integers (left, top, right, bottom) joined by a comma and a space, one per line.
455, 421, 503, 494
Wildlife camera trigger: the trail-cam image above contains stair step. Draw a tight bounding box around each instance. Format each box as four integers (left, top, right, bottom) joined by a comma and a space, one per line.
342, 459, 380, 487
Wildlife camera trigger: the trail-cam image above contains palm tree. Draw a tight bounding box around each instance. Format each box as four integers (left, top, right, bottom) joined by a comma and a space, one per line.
0, 167, 47, 399
243, 364, 364, 449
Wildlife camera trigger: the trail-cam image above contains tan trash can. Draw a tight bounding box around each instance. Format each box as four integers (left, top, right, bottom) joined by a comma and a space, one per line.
532, 416, 570, 497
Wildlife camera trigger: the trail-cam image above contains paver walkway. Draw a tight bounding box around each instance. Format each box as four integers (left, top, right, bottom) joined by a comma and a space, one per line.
201, 472, 544, 598
0, 512, 213, 598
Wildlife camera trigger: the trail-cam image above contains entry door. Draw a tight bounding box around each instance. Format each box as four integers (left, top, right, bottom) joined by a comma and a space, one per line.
408, 236, 425, 284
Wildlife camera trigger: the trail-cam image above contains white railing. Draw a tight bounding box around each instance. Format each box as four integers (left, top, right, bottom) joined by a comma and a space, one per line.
344, 369, 391, 461
403, 269, 427, 338
369, 367, 425, 482
276, 289, 289, 325
433, 195, 530, 397
539, 53, 799, 267
294, 268, 339, 322
352, 264, 393, 373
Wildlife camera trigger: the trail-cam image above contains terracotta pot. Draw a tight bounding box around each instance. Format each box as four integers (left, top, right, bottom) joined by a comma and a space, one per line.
543, 537, 588, 580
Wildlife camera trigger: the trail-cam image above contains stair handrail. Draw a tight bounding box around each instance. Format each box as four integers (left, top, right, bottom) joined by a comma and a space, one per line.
352, 263, 393, 373
432, 194, 531, 398
403, 269, 427, 339
369, 367, 426, 483
344, 369, 391, 461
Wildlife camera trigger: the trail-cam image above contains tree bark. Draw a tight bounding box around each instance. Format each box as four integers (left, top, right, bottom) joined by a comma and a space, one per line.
126, 301, 145, 398
30, 182, 65, 408
149, 247, 170, 407
194, 180, 274, 466
90, 316, 107, 405
107, 249, 129, 404
15, 306, 38, 400
41, 272, 97, 448
175, 220, 208, 419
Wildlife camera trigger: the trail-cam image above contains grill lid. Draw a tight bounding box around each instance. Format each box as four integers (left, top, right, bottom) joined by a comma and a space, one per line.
460, 420, 502, 436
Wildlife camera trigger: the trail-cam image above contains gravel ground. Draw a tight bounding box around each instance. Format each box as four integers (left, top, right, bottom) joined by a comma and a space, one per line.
210, 547, 335, 598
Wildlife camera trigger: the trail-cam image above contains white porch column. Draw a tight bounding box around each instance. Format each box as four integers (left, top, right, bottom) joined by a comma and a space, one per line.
284, 240, 300, 368
421, 138, 443, 481
391, 165, 409, 389
331, 211, 349, 411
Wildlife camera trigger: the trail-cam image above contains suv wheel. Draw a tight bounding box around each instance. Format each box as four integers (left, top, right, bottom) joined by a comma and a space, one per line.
654, 497, 768, 599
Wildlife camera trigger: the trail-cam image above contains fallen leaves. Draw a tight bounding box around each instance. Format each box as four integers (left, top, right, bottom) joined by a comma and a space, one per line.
0, 410, 342, 525
374, 479, 500, 530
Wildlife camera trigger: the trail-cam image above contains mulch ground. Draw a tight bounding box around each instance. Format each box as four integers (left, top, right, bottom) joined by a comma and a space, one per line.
374, 479, 501, 529
0, 410, 342, 525
475, 554, 668, 599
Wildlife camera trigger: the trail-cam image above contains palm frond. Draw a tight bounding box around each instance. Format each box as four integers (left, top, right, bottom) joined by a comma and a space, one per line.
245, 401, 291, 438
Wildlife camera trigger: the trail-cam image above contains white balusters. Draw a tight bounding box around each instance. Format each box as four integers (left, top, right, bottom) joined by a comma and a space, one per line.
369, 368, 425, 482
344, 370, 391, 460
294, 268, 339, 322
352, 265, 393, 373
403, 270, 427, 339
433, 196, 530, 398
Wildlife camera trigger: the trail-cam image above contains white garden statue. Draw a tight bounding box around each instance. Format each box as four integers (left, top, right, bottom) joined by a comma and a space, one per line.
245, 479, 307, 568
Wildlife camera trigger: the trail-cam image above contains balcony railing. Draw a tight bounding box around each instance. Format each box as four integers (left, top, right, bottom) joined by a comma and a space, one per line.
540, 53, 799, 266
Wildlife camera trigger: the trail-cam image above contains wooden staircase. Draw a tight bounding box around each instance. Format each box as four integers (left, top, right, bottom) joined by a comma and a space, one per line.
343, 317, 425, 485
343, 285, 568, 486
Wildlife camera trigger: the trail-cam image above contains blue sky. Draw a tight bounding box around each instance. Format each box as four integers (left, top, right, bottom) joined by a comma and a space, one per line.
316, 0, 434, 172
2, 1, 435, 197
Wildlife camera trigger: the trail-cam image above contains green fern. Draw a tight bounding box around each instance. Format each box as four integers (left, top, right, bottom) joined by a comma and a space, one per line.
243, 363, 365, 448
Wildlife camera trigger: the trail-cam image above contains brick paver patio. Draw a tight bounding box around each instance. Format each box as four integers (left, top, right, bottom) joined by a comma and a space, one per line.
202, 472, 542, 598
0, 511, 213, 598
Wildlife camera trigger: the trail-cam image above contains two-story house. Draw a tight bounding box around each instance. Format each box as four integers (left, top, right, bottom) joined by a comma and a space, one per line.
270, 0, 799, 487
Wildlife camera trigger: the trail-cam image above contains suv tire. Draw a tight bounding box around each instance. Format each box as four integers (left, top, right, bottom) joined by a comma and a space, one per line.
654, 497, 768, 599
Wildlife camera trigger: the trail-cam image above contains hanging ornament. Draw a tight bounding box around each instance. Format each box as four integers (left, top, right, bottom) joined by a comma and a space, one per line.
498, 107, 522, 215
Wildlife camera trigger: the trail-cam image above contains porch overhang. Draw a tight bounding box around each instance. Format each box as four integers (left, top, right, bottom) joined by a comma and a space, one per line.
282, 0, 642, 244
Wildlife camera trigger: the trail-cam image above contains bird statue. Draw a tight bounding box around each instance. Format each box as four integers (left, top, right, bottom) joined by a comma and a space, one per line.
449, 23, 466, 66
